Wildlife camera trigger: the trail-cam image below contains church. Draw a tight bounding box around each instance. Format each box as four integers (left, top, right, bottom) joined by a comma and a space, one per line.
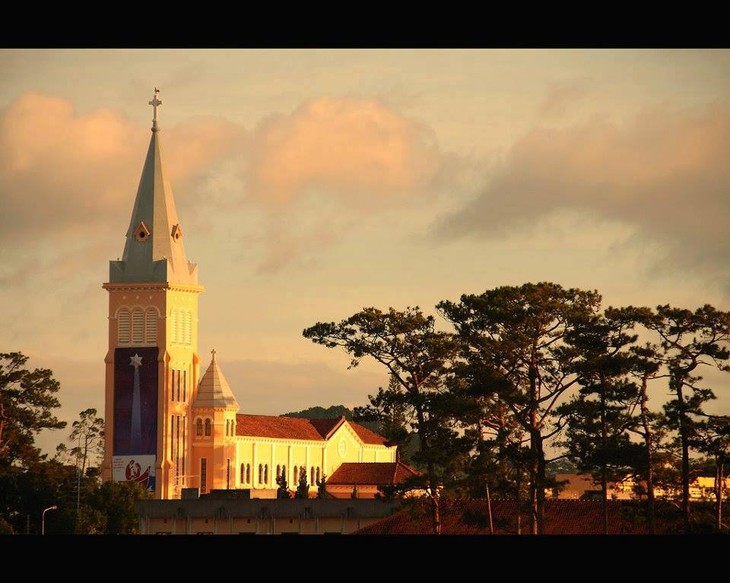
100, 90, 406, 501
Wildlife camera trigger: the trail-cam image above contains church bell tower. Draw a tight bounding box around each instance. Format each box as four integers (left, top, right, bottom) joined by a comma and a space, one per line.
102, 90, 204, 500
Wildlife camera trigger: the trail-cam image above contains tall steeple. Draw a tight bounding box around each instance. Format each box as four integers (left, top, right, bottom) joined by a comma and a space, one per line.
103, 89, 204, 500
109, 88, 199, 285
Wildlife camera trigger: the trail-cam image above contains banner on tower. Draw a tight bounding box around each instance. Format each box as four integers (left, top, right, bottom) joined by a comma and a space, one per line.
113, 346, 159, 491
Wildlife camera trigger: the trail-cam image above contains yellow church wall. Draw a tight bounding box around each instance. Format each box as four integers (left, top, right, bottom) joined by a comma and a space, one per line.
188, 407, 238, 494
234, 437, 327, 492
322, 423, 396, 476
221, 421, 397, 497
158, 288, 201, 500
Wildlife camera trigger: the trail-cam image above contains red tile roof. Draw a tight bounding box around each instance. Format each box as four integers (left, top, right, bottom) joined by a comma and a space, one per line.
236, 415, 327, 440
349, 422, 390, 446
351, 498, 685, 535
308, 417, 345, 438
235, 414, 389, 445
328, 462, 420, 486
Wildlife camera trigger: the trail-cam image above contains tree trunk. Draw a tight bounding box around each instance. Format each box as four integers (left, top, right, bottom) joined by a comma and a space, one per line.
528, 348, 544, 535
600, 373, 608, 535
639, 374, 656, 534
716, 456, 723, 532
430, 487, 441, 535
675, 378, 692, 533
414, 396, 440, 535
515, 466, 522, 535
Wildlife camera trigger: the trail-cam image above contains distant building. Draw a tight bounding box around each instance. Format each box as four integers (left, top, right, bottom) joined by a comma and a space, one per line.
550, 473, 730, 501
101, 90, 405, 501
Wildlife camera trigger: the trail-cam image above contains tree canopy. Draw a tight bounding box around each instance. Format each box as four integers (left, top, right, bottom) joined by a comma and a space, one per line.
0, 352, 66, 470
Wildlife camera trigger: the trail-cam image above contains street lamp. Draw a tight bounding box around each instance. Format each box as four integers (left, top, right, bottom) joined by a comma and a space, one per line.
41, 505, 57, 535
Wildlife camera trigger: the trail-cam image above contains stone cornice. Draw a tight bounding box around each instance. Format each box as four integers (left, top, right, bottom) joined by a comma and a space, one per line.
103, 282, 205, 293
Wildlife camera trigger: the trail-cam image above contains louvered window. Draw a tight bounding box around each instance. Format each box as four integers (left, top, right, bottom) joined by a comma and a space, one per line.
176, 309, 183, 345
183, 311, 192, 345
131, 308, 144, 343
145, 308, 157, 342
169, 310, 178, 343
118, 309, 131, 344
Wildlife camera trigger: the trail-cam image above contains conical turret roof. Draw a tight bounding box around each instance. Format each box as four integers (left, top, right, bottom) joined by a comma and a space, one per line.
193, 349, 239, 410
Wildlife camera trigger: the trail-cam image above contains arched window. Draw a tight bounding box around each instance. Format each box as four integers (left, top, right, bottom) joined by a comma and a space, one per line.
240, 463, 245, 483
281, 465, 286, 482
246, 464, 251, 484
264, 464, 268, 484
195, 418, 203, 437
293, 466, 298, 485
258, 464, 263, 484
276, 465, 281, 480
316, 467, 321, 483
311, 467, 315, 485
204, 418, 211, 437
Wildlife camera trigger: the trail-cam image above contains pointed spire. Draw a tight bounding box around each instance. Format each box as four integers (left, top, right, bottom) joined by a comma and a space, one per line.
108, 89, 200, 286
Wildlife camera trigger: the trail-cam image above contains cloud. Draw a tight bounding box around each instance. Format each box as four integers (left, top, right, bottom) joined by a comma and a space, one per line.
0, 92, 243, 248
0, 92, 140, 243
217, 358, 387, 416
537, 79, 589, 118
245, 96, 443, 208
433, 101, 730, 287
0, 92, 450, 278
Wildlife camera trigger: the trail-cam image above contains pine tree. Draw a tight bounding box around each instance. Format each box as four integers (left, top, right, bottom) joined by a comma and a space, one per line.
295, 467, 309, 499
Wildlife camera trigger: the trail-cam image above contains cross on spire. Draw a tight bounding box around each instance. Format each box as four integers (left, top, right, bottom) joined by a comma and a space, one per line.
149, 88, 162, 131
211, 348, 217, 361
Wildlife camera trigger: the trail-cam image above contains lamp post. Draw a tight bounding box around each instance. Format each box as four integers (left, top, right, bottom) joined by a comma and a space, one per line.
41, 505, 57, 535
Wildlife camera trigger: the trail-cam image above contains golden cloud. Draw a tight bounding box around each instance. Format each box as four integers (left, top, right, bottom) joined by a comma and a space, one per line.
246, 96, 442, 206
0, 92, 243, 245
434, 101, 730, 283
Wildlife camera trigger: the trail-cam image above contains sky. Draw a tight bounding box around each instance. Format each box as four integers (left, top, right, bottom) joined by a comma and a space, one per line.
1, 48, 729, 456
